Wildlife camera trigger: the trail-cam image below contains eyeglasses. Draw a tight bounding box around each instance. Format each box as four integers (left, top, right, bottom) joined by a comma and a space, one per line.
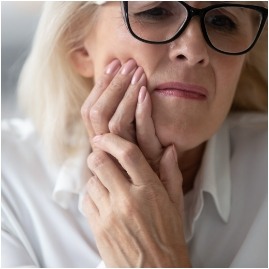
121, 1, 268, 55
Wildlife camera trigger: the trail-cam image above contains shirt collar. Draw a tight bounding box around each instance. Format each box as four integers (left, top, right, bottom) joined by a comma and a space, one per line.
52, 147, 91, 209
184, 119, 231, 241
52, 120, 232, 239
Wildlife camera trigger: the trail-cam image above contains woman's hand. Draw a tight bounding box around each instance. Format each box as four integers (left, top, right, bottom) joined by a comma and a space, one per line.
81, 59, 163, 172
83, 133, 190, 268
81, 59, 190, 266
81, 58, 144, 143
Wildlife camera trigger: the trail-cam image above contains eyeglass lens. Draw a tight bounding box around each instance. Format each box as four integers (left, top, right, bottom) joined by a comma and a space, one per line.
127, 1, 263, 54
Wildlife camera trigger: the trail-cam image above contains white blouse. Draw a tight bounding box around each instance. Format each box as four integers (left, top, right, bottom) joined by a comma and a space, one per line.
1, 112, 268, 268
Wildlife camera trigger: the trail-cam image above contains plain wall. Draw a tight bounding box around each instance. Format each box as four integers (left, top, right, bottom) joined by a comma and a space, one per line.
2, 1, 43, 119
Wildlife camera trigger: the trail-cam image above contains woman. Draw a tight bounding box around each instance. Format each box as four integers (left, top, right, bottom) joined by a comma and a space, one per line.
2, 1, 268, 267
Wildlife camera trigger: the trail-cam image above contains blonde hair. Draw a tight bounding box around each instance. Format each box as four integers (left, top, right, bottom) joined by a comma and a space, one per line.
18, 2, 98, 163
18, 1, 268, 164
232, 25, 268, 112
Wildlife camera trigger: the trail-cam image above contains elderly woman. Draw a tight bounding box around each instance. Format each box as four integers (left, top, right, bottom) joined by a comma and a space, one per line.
2, 1, 268, 268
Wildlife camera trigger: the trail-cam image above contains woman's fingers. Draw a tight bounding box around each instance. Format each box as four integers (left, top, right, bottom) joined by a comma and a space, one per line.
81, 58, 136, 139
135, 86, 163, 171
82, 180, 103, 233
91, 133, 160, 187
90, 59, 138, 135
89, 135, 184, 212
86, 175, 110, 209
87, 149, 131, 193
81, 59, 121, 139
159, 145, 184, 214
109, 67, 146, 143
82, 191, 100, 217
81, 58, 147, 144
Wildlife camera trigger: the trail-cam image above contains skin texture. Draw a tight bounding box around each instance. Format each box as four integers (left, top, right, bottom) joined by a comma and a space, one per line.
77, 1, 246, 167
71, 1, 247, 267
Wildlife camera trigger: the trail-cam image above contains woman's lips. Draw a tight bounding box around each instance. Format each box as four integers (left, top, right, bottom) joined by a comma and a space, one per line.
154, 82, 208, 100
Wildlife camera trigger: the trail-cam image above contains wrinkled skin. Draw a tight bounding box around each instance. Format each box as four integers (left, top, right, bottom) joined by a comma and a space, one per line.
71, 2, 246, 267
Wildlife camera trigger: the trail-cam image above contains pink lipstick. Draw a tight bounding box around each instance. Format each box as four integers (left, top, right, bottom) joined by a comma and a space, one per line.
154, 82, 208, 100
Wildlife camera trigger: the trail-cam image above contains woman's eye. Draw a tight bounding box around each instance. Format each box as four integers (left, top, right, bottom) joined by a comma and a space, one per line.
207, 15, 237, 31
135, 7, 172, 20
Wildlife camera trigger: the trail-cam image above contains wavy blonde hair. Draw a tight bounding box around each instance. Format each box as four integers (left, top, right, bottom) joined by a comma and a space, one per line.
18, 1, 268, 164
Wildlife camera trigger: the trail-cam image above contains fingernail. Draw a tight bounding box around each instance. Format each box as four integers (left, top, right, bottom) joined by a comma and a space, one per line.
121, 59, 137, 75
138, 86, 147, 104
105, 59, 121, 74
92, 135, 102, 143
172, 145, 178, 163
131, 67, 144, 85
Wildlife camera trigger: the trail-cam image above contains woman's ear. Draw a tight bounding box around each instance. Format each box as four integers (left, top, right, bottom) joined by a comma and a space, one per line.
70, 47, 94, 78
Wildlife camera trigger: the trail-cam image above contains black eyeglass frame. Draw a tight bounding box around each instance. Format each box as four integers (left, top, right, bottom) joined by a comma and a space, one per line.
121, 1, 268, 55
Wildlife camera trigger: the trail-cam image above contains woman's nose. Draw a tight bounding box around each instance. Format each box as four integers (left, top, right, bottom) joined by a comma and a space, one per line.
168, 19, 210, 67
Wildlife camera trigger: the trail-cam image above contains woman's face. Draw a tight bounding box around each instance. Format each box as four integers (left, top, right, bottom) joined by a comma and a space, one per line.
80, 1, 246, 152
